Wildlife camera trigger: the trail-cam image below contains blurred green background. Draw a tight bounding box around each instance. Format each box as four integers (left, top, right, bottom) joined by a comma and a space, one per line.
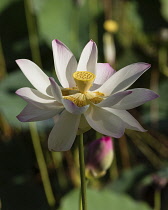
0, 0, 168, 209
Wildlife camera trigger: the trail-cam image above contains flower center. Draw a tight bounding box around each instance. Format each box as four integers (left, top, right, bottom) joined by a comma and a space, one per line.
62, 71, 104, 107
63, 91, 104, 107
73, 71, 96, 93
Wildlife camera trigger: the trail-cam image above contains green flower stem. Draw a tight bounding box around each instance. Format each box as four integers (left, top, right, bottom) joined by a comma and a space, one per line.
24, 0, 42, 67
110, 146, 119, 180
89, 0, 98, 43
29, 122, 56, 207
24, 0, 56, 208
78, 134, 87, 210
79, 191, 82, 210
154, 189, 161, 210
0, 39, 7, 79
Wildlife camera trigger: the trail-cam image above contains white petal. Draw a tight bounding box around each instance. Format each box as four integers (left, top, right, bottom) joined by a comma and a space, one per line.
49, 77, 63, 103
91, 63, 115, 90
97, 90, 132, 107
77, 114, 91, 135
77, 40, 97, 74
53, 114, 60, 123
112, 88, 159, 109
52, 39, 77, 88
17, 103, 63, 122
62, 99, 89, 114
16, 59, 52, 97
48, 110, 80, 151
109, 108, 146, 132
16, 87, 62, 109
84, 105, 125, 138
96, 63, 151, 95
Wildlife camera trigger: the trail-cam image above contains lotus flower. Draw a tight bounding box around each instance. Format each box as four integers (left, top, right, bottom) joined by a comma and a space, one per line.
16, 40, 159, 151
85, 136, 113, 178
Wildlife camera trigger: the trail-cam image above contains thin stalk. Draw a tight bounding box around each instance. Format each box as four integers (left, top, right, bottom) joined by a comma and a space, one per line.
29, 122, 56, 207
110, 144, 119, 180
24, 0, 42, 67
79, 179, 89, 210
64, 151, 80, 187
126, 130, 163, 168
51, 152, 68, 190
89, 0, 98, 43
24, 0, 55, 207
118, 135, 131, 169
154, 189, 161, 210
150, 68, 159, 129
79, 191, 82, 210
0, 39, 7, 79
78, 134, 87, 210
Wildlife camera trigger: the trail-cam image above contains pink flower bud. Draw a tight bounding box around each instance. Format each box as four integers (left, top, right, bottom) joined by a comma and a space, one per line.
85, 136, 113, 179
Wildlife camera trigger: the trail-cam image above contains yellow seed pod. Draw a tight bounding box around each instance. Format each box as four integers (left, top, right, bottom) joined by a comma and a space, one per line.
103, 20, 119, 33
73, 71, 96, 93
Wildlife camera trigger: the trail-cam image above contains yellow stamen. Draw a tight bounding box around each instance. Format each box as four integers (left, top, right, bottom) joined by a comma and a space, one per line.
73, 71, 96, 93
85, 92, 104, 104
64, 93, 87, 107
61, 87, 78, 96
89, 97, 103, 104
93, 91, 105, 96
63, 91, 104, 107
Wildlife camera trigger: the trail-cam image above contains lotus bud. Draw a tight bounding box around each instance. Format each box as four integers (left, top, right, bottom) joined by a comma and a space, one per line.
85, 136, 113, 179
152, 174, 168, 190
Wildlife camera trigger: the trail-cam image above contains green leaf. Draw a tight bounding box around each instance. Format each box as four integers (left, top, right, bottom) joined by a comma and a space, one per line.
37, 0, 77, 53
60, 188, 152, 210
37, 0, 93, 58
161, 0, 168, 21
107, 165, 149, 193
0, 71, 31, 128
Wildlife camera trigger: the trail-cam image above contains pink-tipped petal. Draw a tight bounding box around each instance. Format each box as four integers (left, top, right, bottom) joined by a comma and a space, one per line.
16, 59, 52, 97
109, 108, 146, 132
91, 63, 116, 90
112, 88, 159, 110
49, 77, 63, 103
97, 90, 132, 107
84, 105, 124, 138
17, 103, 63, 122
52, 39, 77, 88
48, 110, 80, 151
62, 99, 89, 114
16, 87, 60, 109
96, 63, 151, 95
77, 40, 98, 74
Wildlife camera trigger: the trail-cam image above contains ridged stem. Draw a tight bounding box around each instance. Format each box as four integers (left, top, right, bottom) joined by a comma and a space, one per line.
154, 189, 161, 210
0, 39, 7, 79
24, 0, 56, 207
78, 134, 87, 210
24, 0, 42, 67
29, 122, 56, 207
